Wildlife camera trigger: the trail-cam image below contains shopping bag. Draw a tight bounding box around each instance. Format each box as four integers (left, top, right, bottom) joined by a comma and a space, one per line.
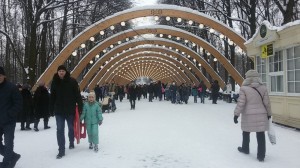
267, 119, 276, 145
80, 122, 86, 139
74, 105, 81, 144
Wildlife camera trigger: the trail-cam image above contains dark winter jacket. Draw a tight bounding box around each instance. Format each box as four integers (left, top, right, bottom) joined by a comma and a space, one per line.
34, 86, 50, 119
18, 88, 34, 122
0, 79, 23, 126
211, 81, 220, 95
128, 85, 137, 100
50, 72, 83, 116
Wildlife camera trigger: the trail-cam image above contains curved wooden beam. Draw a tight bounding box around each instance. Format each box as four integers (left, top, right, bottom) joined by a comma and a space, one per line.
79, 47, 210, 90
35, 5, 245, 91
81, 38, 225, 89
97, 56, 197, 87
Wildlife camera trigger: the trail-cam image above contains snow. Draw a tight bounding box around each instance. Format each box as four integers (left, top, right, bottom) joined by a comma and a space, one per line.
6, 97, 300, 168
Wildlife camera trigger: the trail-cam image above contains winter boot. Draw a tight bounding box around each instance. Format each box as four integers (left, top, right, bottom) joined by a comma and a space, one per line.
8, 153, 21, 167
44, 120, 51, 129
237, 147, 249, 154
89, 143, 93, 149
34, 127, 39, 132
69, 143, 75, 149
94, 144, 98, 152
56, 151, 65, 159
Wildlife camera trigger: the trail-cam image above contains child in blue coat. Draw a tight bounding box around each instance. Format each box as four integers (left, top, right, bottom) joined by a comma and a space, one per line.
80, 92, 103, 152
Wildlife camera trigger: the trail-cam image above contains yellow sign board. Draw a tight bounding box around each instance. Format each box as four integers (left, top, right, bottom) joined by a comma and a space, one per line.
261, 45, 267, 58
261, 44, 273, 58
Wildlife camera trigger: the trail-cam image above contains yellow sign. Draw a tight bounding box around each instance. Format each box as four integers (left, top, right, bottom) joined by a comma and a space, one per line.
261, 45, 267, 58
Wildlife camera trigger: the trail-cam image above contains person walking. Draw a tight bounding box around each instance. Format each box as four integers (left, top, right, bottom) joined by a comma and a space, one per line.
234, 70, 272, 162
50, 65, 83, 159
128, 83, 137, 110
80, 92, 103, 152
199, 81, 206, 104
0, 66, 22, 168
191, 84, 198, 103
33, 81, 51, 131
19, 84, 34, 130
211, 80, 220, 104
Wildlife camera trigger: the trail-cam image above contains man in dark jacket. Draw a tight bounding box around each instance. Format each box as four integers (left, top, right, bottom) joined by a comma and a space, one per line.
0, 66, 22, 168
50, 65, 83, 159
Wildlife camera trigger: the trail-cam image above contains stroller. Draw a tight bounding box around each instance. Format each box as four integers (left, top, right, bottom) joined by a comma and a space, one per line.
101, 92, 116, 113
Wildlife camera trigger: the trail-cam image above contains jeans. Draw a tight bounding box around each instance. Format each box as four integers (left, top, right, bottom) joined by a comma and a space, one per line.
0, 123, 16, 165
55, 114, 74, 153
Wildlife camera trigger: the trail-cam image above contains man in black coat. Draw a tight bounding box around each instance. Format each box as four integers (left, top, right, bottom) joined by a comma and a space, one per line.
0, 66, 22, 168
211, 80, 220, 104
50, 65, 83, 159
33, 82, 51, 131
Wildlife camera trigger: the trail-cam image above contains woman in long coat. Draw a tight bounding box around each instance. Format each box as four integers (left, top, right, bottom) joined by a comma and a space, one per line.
19, 84, 34, 130
33, 82, 50, 131
234, 70, 272, 162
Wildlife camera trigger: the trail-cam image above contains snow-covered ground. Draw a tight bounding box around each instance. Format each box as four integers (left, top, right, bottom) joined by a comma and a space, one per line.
6, 97, 300, 168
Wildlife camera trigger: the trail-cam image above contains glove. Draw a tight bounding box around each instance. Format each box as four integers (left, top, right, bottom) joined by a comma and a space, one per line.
268, 116, 271, 120
234, 116, 238, 124
98, 120, 103, 126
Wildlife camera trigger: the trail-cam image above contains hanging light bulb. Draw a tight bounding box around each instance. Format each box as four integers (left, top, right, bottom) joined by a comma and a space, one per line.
103, 49, 107, 53
199, 24, 204, 29
154, 16, 159, 21
81, 44, 86, 48
209, 28, 215, 33
198, 63, 201, 67
95, 54, 100, 59
118, 41, 122, 44
110, 45, 114, 48
90, 37, 95, 41
188, 20, 193, 25
176, 37, 181, 40
72, 51, 77, 56
166, 16, 171, 21
184, 40, 188, 43
177, 18, 182, 22
121, 22, 126, 26
126, 38, 129, 41
168, 35, 172, 38
110, 25, 115, 30
100, 30, 105, 35
220, 34, 225, 39
159, 34, 163, 37
213, 58, 217, 62
89, 60, 93, 64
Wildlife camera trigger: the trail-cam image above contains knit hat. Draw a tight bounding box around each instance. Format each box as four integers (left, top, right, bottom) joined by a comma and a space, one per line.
0, 66, 5, 76
245, 70, 260, 78
57, 65, 67, 72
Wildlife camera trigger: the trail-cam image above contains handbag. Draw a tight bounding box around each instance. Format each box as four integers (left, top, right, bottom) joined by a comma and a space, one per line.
252, 87, 276, 145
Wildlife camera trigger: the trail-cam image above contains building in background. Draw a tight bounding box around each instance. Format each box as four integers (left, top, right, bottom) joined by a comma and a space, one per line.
245, 20, 300, 128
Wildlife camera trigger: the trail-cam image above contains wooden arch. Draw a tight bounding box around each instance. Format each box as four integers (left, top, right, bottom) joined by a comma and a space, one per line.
35, 5, 245, 91
71, 25, 242, 87
101, 59, 188, 85
95, 55, 199, 88
78, 38, 225, 90
79, 47, 210, 91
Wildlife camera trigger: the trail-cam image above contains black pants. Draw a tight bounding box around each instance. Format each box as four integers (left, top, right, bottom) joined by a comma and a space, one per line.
242, 131, 266, 159
130, 99, 136, 109
34, 117, 49, 129
0, 123, 16, 165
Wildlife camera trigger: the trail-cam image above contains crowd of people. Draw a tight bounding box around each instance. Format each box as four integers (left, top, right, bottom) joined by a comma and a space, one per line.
0, 64, 272, 167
